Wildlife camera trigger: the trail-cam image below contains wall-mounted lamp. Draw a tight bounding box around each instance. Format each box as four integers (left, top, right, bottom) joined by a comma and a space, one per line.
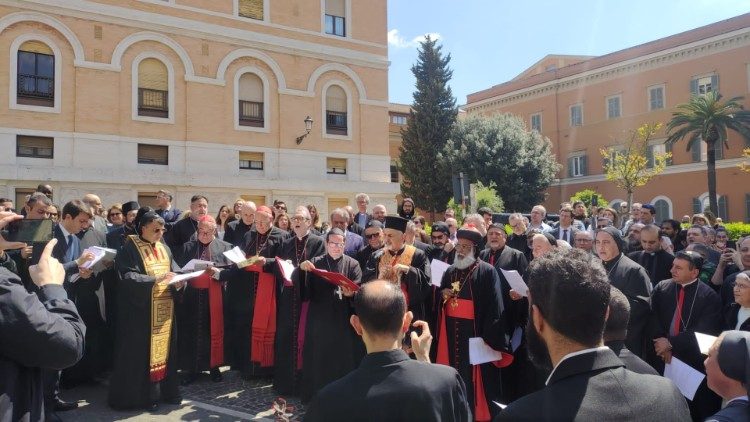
295, 116, 314, 145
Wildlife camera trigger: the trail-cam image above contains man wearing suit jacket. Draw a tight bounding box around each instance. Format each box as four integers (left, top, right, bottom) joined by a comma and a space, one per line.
497, 248, 689, 421
353, 193, 372, 229
330, 208, 363, 258
305, 279, 471, 422
548, 207, 578, 245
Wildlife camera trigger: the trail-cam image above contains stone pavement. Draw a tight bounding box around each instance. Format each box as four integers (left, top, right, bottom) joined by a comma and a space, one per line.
58, 368, 306, 421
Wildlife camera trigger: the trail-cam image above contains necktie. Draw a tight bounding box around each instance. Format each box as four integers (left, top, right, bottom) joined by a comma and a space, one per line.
562, 229, 568, 242
66, 234, 79, 263
672, 287, 685, 336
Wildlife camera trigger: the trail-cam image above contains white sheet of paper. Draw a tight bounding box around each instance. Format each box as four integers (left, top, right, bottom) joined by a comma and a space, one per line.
181, 259, 214, 271
695, 332, 717, 355
664, 357, 705, 400
500, 269, 528, 297
81, 246, 117, 269
278, 259, 295, 283
169, 270, 205, 284
223, 246, 246, 264
469, 337, 506, 365
510, 326, 523, 352
430, 259, 450, 287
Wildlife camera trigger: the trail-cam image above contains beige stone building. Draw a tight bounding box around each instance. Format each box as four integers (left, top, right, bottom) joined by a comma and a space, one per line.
465, 13, 750, 222
0, 0, 397, 216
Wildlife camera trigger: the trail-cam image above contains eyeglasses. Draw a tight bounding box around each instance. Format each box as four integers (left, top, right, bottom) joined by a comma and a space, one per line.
454, 243, 473, 252
365, 233, 380, 239
734, 283, 750, 290
109, 212, 122, 217
328, 242, 345, 248
290, 216, 308, 222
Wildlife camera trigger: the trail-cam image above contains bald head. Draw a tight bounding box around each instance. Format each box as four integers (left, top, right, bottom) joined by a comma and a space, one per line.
353, 280, 407, 340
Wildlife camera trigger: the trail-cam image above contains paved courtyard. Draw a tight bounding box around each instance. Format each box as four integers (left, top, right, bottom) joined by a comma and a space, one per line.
58, 368, 305, 421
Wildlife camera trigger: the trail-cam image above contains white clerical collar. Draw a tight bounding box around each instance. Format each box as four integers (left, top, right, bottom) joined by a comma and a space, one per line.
545, 346, 609, 385
727, 395, 749, 404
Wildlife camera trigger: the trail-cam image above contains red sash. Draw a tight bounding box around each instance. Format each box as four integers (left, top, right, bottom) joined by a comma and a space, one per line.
436, 298, 512, 422
191, 273, 224, 368
246, 265, 276, 367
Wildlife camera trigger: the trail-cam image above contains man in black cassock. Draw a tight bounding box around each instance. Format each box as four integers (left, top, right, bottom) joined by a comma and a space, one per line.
363, 216, 431, 323
595, 227, 652, 357
435, 227, 512, 421
297, 228, 362, 403
224, 201, 255, 247
215, 205, 288, 378
305, 280, 471, 422
478, 223, 532, 402
175, 215, 232, 384
651, 250, 722, 420
425, 222, 455, 265
355, 220, 384, 271
267, 206, 325, 395
628, 224, 674, 287
164, 195, 209, 251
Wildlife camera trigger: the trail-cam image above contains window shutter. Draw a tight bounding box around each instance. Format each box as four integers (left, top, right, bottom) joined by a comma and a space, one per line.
19, 40, 53, 55
580, 155, 588, 176
138, 59, 168, 91
327, 157, 347, 174
711, 75, 719, 93
567, 157, 574, 178
718, 195, 728, 221
665, 143, 673, 166
691, 141, 701, 162
239, 151, 263, 162
239, 73, 263, 102
326, 85, 347, 112
138, 144, 168, 165
690, 79, 699, 95
325, 0, 345, 16
645, 145, 654, 168
692, 198, 702, 214
238, 0, 264, 20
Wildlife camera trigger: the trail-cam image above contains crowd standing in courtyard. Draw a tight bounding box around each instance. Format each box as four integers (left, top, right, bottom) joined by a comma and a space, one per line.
1, 186, 749, 421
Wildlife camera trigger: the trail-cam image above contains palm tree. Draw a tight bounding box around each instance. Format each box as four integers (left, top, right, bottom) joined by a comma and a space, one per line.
666, 91, 750, 215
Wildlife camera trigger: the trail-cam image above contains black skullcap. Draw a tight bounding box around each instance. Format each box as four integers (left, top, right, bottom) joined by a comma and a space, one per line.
456, 227, 482, 245
597, 226, 625, 253
122, 201, 140, 215
431, 222, 449, 235
134, 207, 160, 234
366, 220, 384, 229
384, 215, 408, 233
717, 330, 750, 396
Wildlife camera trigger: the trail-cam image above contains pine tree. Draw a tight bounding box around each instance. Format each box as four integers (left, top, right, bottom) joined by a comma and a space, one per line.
398, 36, 457, 215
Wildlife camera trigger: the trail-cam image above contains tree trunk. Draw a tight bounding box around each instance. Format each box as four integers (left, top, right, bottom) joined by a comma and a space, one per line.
706, 139, 719, 216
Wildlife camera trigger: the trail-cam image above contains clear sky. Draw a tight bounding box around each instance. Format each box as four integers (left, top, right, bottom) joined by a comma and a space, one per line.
387, 0, 750, 106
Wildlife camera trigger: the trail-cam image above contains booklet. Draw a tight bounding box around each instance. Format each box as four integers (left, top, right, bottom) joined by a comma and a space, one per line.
81, 246, 117, 270
181, 259, 214, 272
277, 258, 295, 286
168, 270, 205, 285
222, 246, 246, 264
309, 268, 359, 291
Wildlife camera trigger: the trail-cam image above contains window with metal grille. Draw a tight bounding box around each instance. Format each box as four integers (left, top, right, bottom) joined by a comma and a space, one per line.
137, 144, 168, 165
239, 151, 264, 170
326, 85, 348, 135
238, 73, 264, 127
138, 58, 169, 118
17, 41, 54, 107
16, 135, 53, 158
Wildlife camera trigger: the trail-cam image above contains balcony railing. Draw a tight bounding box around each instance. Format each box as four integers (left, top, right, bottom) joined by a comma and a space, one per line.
138, 88, 168, 118
239, 100, 264, 127
326, 111, 347, 135
17, 73, 54, 106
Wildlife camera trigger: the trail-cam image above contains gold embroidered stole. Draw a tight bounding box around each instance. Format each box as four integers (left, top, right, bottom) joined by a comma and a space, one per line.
129, 235, 173, 382
378, 245, 416, 283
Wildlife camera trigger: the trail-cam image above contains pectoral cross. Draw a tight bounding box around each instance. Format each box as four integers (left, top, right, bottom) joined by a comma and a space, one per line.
334, 286, 343, 300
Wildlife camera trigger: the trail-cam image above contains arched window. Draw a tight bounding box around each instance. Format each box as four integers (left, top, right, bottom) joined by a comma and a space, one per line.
137, 58, 169, 118
17, 40, 55, 107
325, 84, 347, 135
653, 199, 671, 224
238, 73, 264, 127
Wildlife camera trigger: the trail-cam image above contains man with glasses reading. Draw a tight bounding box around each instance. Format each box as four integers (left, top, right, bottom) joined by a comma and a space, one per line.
297, 228, 362, 402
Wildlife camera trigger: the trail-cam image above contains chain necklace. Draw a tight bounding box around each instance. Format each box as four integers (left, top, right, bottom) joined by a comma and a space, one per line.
605, 254, 623, 278
295, 235, 309, 265
677, 282, 699, 332
255, 231, 269, 256
448, 261, 478, 309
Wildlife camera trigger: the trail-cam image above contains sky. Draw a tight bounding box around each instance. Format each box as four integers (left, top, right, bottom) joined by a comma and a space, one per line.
386, 0, 750, 106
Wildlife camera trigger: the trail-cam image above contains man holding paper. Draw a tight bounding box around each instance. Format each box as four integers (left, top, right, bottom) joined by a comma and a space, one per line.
651, 250, 722, 420
270, 206, 325, 395
436, 227, 512, 421
174, 215, 232, 385
297, 228, 362, 402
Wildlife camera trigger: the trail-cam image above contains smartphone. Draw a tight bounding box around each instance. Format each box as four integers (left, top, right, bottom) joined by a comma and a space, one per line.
5, 219, 54, 243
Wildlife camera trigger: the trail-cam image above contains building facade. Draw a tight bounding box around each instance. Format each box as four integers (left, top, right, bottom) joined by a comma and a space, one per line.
465, 13, 750, 223
0, 0, 397, 216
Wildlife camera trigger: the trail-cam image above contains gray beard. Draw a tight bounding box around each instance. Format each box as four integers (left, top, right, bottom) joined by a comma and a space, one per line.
453, 251, 475, 270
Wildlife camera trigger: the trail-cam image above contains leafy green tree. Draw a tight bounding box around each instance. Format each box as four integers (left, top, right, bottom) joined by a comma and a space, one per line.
445, 181, 504, 221
440, 113, 558, 212
666, 92, 750, 214
569, 189, 608, 209
399, 35, 457, 216
601, 123, 670, 207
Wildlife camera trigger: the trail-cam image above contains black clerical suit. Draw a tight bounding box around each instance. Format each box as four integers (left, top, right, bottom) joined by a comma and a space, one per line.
602, 253, 652, 357
269, 232, 326, 395
223, 219, 253, 247
164, 217, 199, 251
651, 278, 722, 420
628, 249, 675, 288
496, 348, 690, 421
305, 349, 471, 422
356, 243, 383, 273
0, 268, 85, 422
506, 233, 531, 262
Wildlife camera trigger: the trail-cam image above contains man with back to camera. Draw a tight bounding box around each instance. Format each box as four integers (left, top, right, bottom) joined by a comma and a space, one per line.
496, 248, 689, 421
304, 279, 471, 422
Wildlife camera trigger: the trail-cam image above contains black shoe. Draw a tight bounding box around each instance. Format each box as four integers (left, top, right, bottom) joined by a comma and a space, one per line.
180, 372, 198, 386
164, 396, 183, 405
54, 399, 79, 412
210, 368, 223, 382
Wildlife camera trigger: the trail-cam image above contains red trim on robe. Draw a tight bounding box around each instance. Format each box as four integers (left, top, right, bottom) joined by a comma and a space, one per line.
246, 264, 276, 367
191, 273, 224, 368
